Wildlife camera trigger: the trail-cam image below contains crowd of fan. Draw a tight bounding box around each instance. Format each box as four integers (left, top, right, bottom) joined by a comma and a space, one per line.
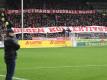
1, 9, 107, 40
4, 12, 107, 40
6, 13, 107, 28
5, 0, 107, 27
0, 0, 107, 40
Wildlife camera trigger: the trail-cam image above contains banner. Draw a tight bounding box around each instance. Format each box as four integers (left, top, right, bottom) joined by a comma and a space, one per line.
32, 37, 66, 40
76, 39, 107, 47
13, 26, 107, 34
6, 9, 96, 14
18, 40, 72, 48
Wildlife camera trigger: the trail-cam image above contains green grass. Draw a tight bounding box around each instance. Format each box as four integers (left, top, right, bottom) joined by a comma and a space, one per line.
0, 47, 107, 80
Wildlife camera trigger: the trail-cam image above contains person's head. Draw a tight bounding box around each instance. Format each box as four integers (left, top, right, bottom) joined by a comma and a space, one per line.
6, 29, 15, 37
1, 17, 5, 22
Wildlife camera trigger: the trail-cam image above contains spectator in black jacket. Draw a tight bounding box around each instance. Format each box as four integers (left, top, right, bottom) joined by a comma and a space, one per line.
4, 29, 20, 80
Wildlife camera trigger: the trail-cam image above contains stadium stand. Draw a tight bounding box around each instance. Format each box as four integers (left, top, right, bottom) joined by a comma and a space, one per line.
4, 12, 107, 27
0, 0, 107, 40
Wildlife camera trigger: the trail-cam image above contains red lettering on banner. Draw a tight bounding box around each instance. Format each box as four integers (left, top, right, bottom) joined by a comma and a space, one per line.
49, 27, 56, 33
56, 27, 63, 32
26, 28, 32, 33
78, 27, 85, 31
38, 28, 45, 33
104, 27, 107, 31
85, 27, 89, 31
13, 28, 16, 33
23, 28, 26, 33
13, 26, 107, 33
13, 28, 22, 33
91, 26, 97, 31
97, 27, 104, 31
89, 26, 93, 31
32, 28, 38, 33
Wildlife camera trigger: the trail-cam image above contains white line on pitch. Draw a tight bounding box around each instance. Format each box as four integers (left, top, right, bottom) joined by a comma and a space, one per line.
16, 64, 107, 70
0, 75, 28, 80
34, 64, 107, 69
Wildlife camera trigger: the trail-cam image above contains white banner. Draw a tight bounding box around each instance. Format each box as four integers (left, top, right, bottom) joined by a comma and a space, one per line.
12, 26, 107, 34
7, 9, 96, 14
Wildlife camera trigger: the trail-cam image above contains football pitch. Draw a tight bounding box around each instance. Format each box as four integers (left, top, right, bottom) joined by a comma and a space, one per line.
0, 47, 107, 80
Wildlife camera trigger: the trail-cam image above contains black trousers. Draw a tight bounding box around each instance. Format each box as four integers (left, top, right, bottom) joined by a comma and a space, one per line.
5, 60, 16, 80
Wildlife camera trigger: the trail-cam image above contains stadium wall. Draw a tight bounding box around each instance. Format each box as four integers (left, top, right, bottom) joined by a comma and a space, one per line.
1, 39, 107, 48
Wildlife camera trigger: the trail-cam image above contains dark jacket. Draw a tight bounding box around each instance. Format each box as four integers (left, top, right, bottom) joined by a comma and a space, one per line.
4, 36, 20, 62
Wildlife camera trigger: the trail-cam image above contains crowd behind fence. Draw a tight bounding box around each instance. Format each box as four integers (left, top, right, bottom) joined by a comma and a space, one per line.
0, 9, 107, 40
6, 13, 107, 28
